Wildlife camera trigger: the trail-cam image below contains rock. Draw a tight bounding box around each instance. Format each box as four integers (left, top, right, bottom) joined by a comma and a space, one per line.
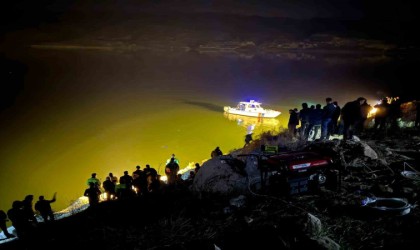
244, 155, 260, 179
191, 156, 248, 195
306, 213, 322, 236
360, 141, 378, 159
314, 236, 341, 250
229, 195, 247, 209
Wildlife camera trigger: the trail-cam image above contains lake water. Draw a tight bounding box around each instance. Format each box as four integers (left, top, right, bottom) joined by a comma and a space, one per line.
0, 47, 401, 214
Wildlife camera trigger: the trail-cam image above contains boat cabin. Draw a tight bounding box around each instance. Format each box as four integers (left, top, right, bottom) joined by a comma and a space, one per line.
237, 100, 262, 111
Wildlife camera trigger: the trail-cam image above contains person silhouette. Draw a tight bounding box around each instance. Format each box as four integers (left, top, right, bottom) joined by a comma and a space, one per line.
287, 108, 299, 137
84, 182, 101, 207
211, 147, 223, 158
144, 164, 158, 193
7, 200, 33, 239
35, 193, 57, 222
341, 97, 366, 140
165, 157, 180, 185
0, 209, 15, 238
22, 195, 38, 225
102, 176, 116, 200
244, 133, 253, 146
194, 163, 201, 174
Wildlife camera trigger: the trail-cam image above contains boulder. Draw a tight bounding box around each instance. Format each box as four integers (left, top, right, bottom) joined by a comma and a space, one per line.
360, 141, 378, 159
191, 156, 248, 195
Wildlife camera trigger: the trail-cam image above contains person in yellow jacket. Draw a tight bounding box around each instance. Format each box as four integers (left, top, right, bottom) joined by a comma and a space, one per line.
86, 173, 101, 187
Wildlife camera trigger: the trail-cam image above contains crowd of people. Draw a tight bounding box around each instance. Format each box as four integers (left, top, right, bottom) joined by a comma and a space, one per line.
0, 193, 57, 241
83, 154, 204, 206
287, 96, 412, 141
1, 154, 203, 241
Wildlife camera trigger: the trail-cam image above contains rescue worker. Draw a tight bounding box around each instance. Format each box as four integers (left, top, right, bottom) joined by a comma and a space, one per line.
166, 154, 180, 165
87, 173, 101, 187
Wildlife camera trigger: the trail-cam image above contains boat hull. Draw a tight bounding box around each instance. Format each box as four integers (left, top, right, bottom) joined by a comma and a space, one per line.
223, 112, 280, 127
224, 107, 280, 118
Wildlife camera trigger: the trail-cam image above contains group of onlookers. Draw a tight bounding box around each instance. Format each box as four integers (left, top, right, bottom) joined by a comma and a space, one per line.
0, 193, 56, 240
288, 96, 413, 141
288, 97, 348, 141
83, 154, 204, 207
84, 157, 194, 206
2, 155, 204, 241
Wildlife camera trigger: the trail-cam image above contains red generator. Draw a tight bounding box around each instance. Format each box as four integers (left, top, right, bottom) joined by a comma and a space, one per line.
258, 150, 336, 195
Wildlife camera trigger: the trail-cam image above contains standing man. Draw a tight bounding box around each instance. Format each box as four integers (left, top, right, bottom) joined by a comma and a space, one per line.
298, 103, 310, 140
308, 104, 323, 140
102, 177, 116, 200
7, 200, 33, 239
287, 108, 299, 137
22, 195, 38, 226
165, 156, 180, 185
35, 193, 57, 222
320, 97, 336, 141
341, 97, 366, 140
118, 171, 135, 198
84, 182, 102, 207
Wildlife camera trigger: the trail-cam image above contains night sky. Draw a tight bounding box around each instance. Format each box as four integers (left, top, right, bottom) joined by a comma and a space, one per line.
1, 0, 419, 105
1, 0, 417, 20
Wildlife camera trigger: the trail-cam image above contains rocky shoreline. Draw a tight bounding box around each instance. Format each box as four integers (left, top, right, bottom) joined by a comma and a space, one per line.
1, 128, 419, 250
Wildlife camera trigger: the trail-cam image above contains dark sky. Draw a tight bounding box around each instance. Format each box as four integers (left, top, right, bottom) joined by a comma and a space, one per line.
1, 0, 419, 48
1, 0, 418, 23
1, 0, 419, 104
2, 1, 418, 47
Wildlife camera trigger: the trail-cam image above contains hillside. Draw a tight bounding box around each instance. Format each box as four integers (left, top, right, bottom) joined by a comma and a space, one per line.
1, 127, 420, 250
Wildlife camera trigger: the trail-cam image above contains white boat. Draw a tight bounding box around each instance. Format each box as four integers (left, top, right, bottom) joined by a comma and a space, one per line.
223, 100, 281, 118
